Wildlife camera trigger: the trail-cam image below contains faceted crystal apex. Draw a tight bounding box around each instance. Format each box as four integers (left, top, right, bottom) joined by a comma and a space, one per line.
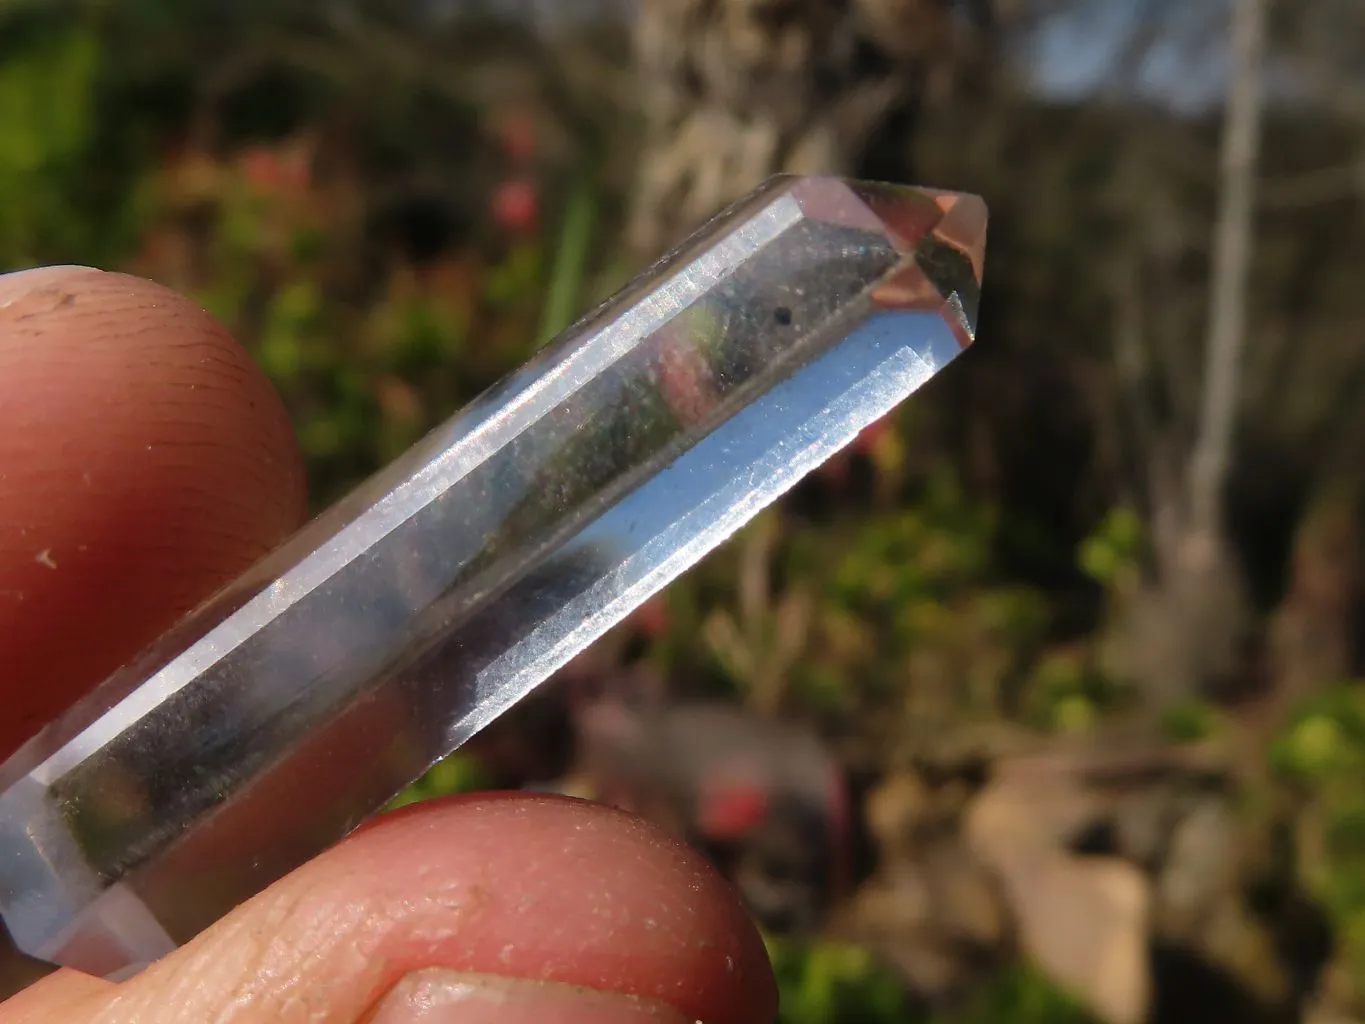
781, 175, 987, 346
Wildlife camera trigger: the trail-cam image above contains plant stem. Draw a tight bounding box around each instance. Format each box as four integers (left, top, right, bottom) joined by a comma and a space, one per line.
536, 178, 596, 346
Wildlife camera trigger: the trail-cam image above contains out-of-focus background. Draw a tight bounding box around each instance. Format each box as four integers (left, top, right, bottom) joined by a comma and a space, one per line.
3, 0, 1363, 1020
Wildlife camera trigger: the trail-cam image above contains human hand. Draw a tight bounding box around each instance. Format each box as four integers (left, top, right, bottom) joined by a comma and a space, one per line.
0, 266, 777, 1024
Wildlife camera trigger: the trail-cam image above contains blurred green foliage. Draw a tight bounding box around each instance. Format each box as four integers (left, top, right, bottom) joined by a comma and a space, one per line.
768, 934, 1098, 1024
1158, 699, 1225, 744
387, 754, 492, 812
1271, 686, 1365, 992
767, 935, 912, 1024
1078, 507, 1144, 593
945, 965, 1099, 1024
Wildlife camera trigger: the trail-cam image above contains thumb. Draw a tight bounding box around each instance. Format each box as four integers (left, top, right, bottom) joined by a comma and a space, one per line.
0, 794, 776, 1024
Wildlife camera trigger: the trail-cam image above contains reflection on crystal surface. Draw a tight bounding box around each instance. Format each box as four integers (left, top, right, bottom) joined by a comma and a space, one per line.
0, 175, 986, 981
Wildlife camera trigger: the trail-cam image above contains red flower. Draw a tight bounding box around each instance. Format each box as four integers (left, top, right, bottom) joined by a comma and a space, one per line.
492, 178, 539, 235
697, 779, 769, 841
628, 596, 671, 639
851, 415, 892, 457
239, 142, 312, 198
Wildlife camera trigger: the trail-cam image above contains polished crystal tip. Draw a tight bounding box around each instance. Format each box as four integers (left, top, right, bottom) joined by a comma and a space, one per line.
0, 176, 986, 985
795, 178, 986, 344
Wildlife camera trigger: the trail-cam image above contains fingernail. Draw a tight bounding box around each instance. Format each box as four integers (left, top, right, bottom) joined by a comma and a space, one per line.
367, 969, 695, 1024
0, 266, 97, 289
0, 266, 100, 313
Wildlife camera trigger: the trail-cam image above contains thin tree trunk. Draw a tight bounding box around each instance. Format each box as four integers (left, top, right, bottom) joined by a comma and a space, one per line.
1187, 0, 1270, 537
1104, 0, 1271, 705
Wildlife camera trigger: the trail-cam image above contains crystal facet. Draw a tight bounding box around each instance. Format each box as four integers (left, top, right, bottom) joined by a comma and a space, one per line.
0, 175, 986, 983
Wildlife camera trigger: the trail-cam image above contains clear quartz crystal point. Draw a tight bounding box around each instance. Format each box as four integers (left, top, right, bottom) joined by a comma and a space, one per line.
0, 175, 986, 982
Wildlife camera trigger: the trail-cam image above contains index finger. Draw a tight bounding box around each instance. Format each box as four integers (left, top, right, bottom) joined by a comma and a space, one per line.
0, 267, 307, 760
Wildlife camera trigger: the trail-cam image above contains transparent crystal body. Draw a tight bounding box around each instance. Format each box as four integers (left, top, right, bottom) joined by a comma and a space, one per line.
0, 175, 986, 982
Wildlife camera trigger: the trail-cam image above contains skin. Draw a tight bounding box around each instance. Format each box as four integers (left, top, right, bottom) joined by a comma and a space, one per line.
0, 267, 778, 1024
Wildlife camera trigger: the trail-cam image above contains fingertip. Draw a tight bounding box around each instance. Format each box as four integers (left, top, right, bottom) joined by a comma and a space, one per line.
319, 794, 778, 1024
0, 267, 307, 758
119, 795, 777, 1024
